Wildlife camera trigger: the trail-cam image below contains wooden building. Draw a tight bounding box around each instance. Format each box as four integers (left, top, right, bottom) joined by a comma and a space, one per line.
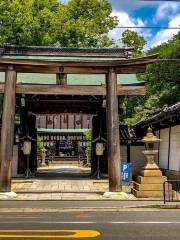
37, 128, 91, 163
0, 45, 158, 192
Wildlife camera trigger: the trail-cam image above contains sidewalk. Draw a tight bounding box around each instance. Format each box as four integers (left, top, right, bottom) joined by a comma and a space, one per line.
2, 164, 178, 204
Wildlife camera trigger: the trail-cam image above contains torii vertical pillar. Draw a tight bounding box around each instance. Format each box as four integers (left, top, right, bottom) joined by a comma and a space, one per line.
0, 66, 16, 192
106, 67, 122, 192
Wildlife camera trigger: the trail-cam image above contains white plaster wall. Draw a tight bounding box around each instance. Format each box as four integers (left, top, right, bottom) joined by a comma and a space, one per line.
130, 146, 146, 177
169, 125, 180, 171
12, 145, 18, 177
159, 128, 169, 169
155, 130, 160, 165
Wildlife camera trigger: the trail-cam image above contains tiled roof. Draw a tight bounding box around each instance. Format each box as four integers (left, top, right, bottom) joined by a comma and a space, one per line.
134, 101, 180, 128
120, 125, 140, 141
0, 45, 133, 58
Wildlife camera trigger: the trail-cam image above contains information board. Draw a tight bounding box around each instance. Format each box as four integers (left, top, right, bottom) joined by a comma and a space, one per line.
121, 162, 131, 183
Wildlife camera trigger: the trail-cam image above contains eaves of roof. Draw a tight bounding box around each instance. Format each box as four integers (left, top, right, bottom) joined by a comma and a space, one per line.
134, 102, 180, 128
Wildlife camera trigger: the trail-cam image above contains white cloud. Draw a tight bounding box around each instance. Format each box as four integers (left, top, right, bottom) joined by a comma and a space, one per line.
109, 11, 145, 39
149, 14, 180, 48
154, 2, 180, 22
109, 11, 152, 44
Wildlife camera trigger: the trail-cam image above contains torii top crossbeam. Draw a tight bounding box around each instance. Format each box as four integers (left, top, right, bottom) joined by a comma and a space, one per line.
0, 45, 158, 74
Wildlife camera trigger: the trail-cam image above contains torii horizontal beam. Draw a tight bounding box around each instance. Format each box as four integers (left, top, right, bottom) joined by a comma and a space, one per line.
0, 54, 158, 74
0, 83, 146, 96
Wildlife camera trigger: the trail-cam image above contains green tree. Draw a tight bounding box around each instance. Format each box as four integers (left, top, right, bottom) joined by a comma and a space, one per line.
56, 0, 118, 47
123, 33, 180, 125
83, 129, 92, 141
83, 129, 92, 158
120, 30, 147, 124
122, 29, 147, 57
0, 0, 117, 47
0, 0, 60, 45
37, 135, 43, 153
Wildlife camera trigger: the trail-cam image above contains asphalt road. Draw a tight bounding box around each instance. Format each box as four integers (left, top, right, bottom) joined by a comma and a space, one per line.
0, 201, 179, 240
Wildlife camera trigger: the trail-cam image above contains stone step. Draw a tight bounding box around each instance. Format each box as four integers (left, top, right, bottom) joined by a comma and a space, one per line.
50, 161, 79, 165
137, 176, 167, 184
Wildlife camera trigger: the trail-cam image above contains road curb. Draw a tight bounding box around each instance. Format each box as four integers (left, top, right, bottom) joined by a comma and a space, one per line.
0, 206, 179, 212
159, 205, 180, 209
130, 204, 180, 209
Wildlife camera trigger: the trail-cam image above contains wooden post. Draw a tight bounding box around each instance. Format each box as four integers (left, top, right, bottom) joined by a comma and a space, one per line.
0, 66, 16, 192
91, 115, 100, 177
27, 113, 37, 174
18, 106, 28, 174
106, 67, 122, 192
56, 73, 67, 85
127, 144, 131, 163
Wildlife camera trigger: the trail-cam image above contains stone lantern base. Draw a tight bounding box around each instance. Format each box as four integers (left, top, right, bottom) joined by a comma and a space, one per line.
132, 128, 172, 198
132, 163, 168, 198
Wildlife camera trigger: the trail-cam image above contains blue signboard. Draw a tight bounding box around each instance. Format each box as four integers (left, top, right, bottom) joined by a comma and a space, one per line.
121, 162, 131, 183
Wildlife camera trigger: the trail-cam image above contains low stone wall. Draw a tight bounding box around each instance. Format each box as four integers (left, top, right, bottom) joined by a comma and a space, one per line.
164, 170, 180, 191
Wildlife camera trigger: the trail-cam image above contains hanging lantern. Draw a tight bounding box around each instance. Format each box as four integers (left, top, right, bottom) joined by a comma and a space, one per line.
23, 140, 32, 155
76, 114, 82, 125
47, 116, 53, 125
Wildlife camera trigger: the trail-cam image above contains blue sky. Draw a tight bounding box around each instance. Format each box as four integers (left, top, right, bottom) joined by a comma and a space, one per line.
109, 0, 180, 49
62, 0, 180, 49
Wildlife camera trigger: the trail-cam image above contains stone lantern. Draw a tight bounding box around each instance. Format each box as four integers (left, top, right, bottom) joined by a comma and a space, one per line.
142, 127, 161, 171
132, 127, 167, 198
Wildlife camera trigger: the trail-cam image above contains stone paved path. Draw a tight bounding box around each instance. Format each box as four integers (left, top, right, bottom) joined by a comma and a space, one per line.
11, 164, 134, 200
12, 165, 109, 193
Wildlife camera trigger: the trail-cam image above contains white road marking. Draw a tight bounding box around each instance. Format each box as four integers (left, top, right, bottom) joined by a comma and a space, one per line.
110, 221, 180, 224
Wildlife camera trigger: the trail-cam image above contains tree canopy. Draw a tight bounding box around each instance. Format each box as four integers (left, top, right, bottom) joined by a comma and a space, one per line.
0, 0, 117, 47
122, 30, 147, 57
121, 32, 180, 125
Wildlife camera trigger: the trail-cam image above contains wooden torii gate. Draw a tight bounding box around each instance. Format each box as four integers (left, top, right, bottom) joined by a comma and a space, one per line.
0, 46, 158, 192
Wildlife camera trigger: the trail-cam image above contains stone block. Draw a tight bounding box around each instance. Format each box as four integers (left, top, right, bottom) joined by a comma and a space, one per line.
137, 176, 167, 184
132, 188, 164, 198
132, 181, 173, 198
141, 169, 162, 177
133, 182, 165, 191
